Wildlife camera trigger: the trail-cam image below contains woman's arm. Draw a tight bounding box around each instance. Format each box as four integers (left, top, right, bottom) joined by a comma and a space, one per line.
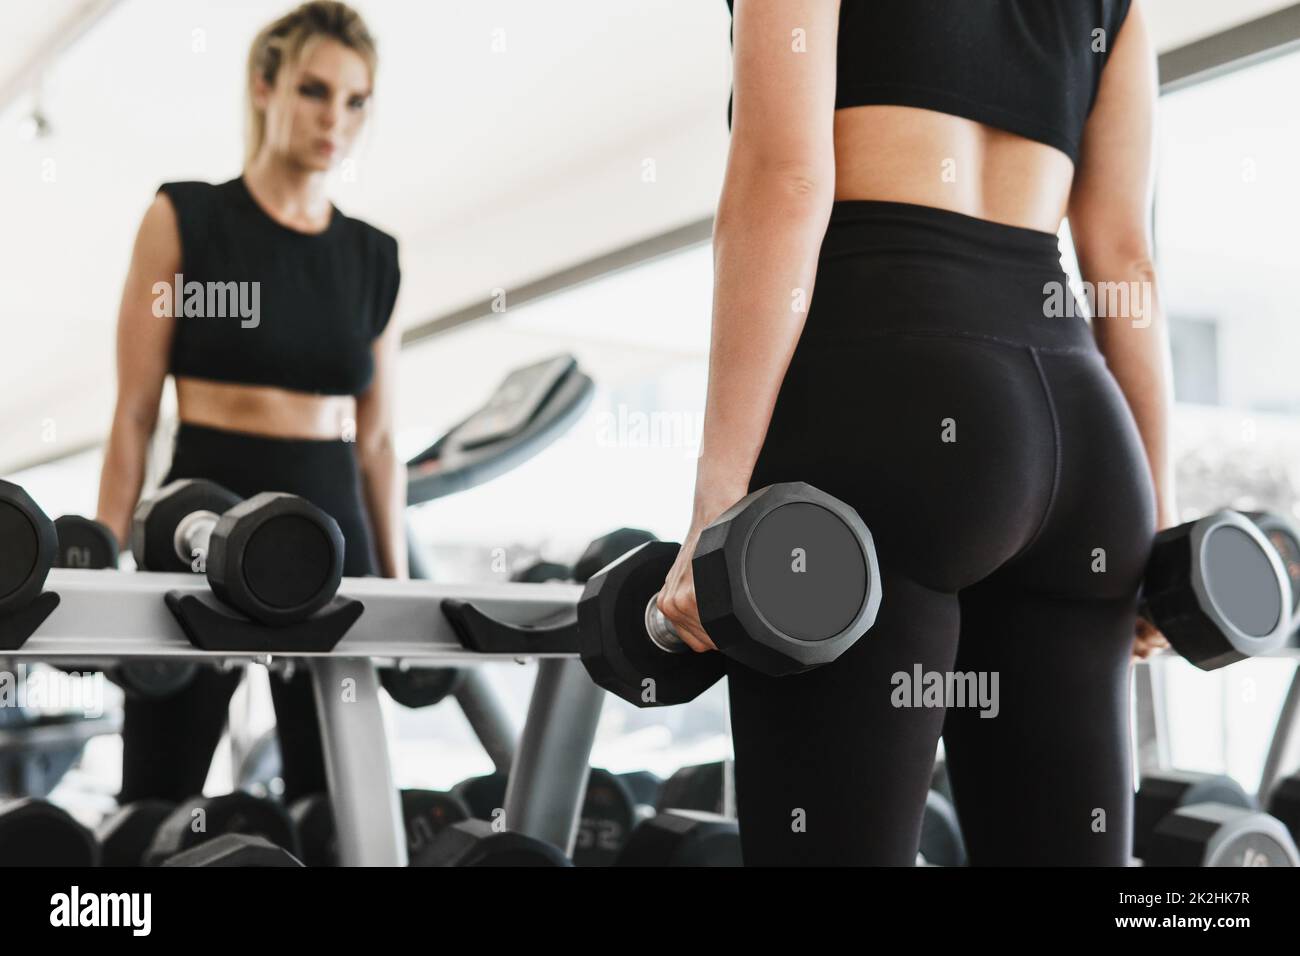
1069, 0, 1176, 530
355, 311, 408, 579
96, 195, 180, 547
1070, 2, 1172, 660
659, 0, 841, 650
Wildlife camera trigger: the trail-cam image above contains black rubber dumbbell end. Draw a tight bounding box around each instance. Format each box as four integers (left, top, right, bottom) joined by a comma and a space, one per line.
578, 541, 726, 707
693, 482, 881, 675
161, 833, 304, 867
207, 492, 345, 626
0, 480, 57, 617
0, 798, 100, 866
53, 515, 120, 570
411, 819, 572, 867
1144, 510, 1291, 670
573, 528, 657, 583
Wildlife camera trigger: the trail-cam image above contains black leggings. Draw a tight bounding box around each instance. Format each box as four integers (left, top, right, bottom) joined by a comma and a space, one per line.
119, 423, 379, 805
728, 201, 1156, 866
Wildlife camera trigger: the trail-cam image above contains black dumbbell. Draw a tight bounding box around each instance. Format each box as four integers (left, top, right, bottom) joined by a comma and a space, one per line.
143, 790, 299, 866
53, 515, 120, 570
287, 793, 337, 867
1143, 511, 1293, 670
573, 528, 658, 583
379, 666, 467, 709
510, 528, 658, 587
132, 478, 243, 573
411, 819, 572, 867
511, 560, 573, 583
1147, 804, 1298, 867
133, 479, 344, 625
615, 809, 742, 866
96, 800, 177, 866
161, 833, 304, 867
656, 761, 725, 815
571, 769, 638, 866
0, 798, 99, 866
618, 770, 664, 812
1133, 770, 1257, 861
289, 789, 471, 866
401, 789, 473, 859
0, 480, 57, 619
578, 483, 880, 707
453, 768, 638, 867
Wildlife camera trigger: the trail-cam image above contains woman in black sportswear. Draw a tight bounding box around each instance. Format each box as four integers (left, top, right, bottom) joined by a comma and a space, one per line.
657, 1, 1172, 865
95, 1, 403, 804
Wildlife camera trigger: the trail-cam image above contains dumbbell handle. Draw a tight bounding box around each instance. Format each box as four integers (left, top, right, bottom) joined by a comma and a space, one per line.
644, 594, 689, 654
173, 509, 220, 565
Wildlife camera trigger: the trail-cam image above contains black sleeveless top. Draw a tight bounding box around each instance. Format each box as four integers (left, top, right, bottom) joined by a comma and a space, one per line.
726, 0, 1133, 164
158, 178, 400, 397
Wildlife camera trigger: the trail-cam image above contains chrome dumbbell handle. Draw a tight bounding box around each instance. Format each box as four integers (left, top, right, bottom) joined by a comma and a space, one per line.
644, 594, 689, 654
173, 509, 219, 566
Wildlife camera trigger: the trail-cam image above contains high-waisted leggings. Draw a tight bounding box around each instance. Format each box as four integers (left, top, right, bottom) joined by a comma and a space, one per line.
119, 423, 379, 805
727, 201, 1156, 866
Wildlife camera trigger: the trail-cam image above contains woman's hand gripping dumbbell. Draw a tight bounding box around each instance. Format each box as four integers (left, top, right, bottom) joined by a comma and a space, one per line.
577, 483, 881, 707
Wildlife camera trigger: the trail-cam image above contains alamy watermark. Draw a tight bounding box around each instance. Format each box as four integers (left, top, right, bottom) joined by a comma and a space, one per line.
1043, 280, 1153, 328
50, 887, 150, 936
891, 664, 999, 718
594, 403, 703, 457
152, 273, 260, 328
0, 665, 105, 718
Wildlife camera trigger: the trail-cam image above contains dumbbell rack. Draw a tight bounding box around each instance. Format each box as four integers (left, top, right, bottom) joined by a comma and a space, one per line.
6, 568, 603, 867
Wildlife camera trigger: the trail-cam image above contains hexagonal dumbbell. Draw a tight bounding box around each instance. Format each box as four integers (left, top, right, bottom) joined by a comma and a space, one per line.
1142, 510, 1293, 670
1146, 803, 1299, 867
132, 479, 243, 573
206, 492, 345, 626
411, 819, 572, 867
572, 528, 657, 583
53, 515, 120, 570
1133, 770, 1257, 862
578, 482, 881, 707
0, 480, 57, 618
614, 809, 742, 867
132, 480, 344, 626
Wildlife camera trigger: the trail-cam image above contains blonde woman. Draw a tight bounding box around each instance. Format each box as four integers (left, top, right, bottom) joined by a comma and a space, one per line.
97, 1, 404, 804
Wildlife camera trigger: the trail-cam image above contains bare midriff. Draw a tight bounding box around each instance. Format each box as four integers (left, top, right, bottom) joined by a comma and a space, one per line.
833, 105, 1075, 234
175, 377, 356, 441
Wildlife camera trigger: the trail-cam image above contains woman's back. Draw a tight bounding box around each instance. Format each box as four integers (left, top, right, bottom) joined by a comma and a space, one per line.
729, 0, 1139, 232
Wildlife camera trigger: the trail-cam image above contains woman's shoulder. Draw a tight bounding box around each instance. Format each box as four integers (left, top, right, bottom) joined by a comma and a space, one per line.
334, 209, 399, 262
156, 177, 235, 202
154, 178, 242, 223
336, 208, 397, 245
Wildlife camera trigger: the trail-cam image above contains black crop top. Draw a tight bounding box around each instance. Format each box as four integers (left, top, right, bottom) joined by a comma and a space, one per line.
726, 0, 1133, 164
158, 178, 400, 396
